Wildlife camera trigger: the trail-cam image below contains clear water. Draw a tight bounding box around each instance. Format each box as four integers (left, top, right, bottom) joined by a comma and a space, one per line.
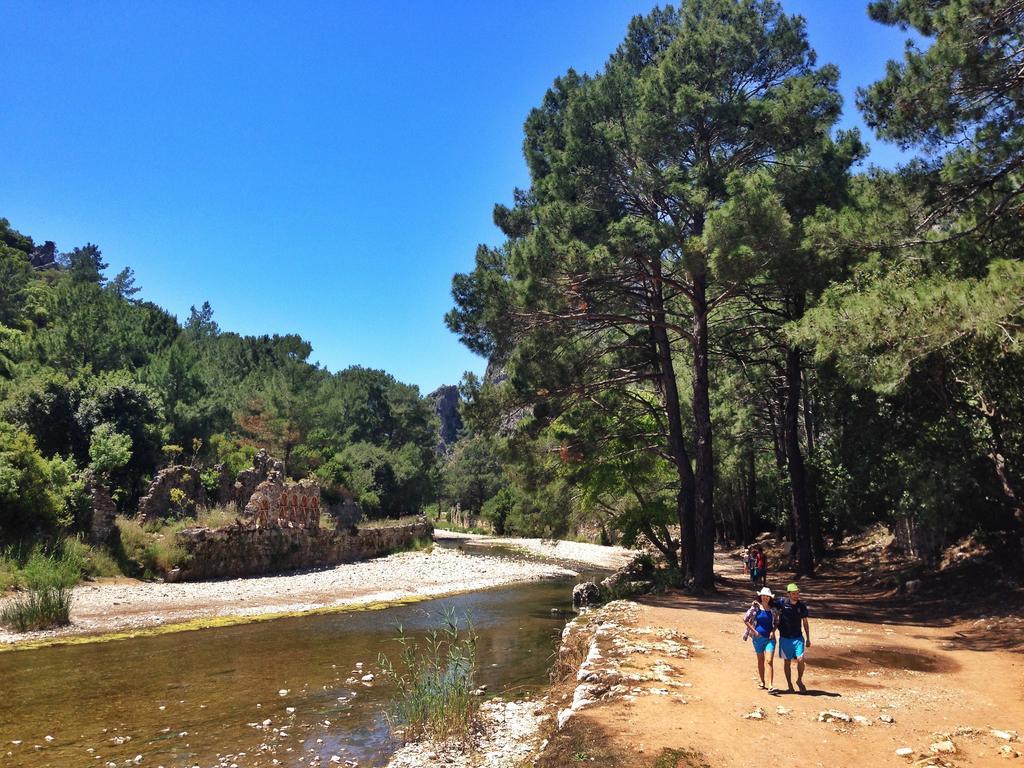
0, 572, 585, 768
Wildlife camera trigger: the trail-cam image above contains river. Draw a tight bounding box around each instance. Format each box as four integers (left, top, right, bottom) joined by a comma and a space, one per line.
0, 563, 590, 768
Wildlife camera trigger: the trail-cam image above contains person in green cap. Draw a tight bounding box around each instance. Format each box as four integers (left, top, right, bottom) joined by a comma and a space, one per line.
773, 582, 811, 692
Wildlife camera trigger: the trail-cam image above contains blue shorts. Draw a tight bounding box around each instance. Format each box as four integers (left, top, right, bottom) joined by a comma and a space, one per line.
779, 637, 805, 659
752, 635, 775, 655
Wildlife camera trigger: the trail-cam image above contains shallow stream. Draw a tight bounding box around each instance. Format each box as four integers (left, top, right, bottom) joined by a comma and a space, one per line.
0, 555, 590, 768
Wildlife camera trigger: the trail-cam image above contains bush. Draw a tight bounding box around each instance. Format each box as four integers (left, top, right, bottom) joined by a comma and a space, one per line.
378, 606, 479, 742
0, 545, 79, 632
0, 584, 73, 631
114, 517, 190, 577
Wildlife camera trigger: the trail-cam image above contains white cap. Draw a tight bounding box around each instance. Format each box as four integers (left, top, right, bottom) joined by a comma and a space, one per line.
758, 587, 774, 597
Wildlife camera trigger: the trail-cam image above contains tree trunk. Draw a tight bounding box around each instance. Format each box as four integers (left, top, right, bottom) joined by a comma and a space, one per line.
744, 446, 756, 544
976, 392, 1024, 556
650, 272, 697, 583
784, 343, 814, 576
691, 274, 716, 591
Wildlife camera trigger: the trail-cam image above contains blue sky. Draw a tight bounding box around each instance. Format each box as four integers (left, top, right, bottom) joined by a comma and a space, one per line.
1, 1, 914, 394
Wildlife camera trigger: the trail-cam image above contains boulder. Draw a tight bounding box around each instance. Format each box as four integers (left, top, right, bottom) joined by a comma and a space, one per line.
572, 581, 602, 609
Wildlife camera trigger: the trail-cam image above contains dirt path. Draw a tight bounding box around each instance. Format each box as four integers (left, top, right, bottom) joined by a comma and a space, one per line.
547, 551, 1024, 767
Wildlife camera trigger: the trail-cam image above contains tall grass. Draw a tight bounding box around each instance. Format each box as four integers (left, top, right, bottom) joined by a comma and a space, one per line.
378, 606, 480, 742
115, 518, 191, 577
0, 544, 78, 632
0, 583, 72, 632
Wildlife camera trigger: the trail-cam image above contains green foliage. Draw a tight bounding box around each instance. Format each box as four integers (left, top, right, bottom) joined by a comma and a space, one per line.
88, 422, 133, 478
0, 584, 73, 632
378, 606, 479, 743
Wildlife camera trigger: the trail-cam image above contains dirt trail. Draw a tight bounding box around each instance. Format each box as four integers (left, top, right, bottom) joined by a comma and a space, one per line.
551, 551, 1024, 767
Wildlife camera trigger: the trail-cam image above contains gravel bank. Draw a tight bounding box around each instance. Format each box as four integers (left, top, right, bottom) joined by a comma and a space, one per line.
386, 697, 551, 768
435, 530, 634, 570
0, 546, 579, 647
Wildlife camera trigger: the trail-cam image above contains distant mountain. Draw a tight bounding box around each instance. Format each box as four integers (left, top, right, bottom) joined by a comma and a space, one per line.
429, 384, 463, 453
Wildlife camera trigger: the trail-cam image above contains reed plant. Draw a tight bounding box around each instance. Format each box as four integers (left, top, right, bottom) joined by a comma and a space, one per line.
0, 545, 76, 632
0, 582, 72, 631
378, 605, 480, 742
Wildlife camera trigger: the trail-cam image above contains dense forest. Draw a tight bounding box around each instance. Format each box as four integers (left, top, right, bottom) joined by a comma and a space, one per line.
443, 0, 1024, 588
2, 0, 1021, 593
0, 222, 441, 544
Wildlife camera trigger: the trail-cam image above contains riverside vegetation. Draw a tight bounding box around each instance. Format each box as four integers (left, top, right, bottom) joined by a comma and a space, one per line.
378, 605, 481, 743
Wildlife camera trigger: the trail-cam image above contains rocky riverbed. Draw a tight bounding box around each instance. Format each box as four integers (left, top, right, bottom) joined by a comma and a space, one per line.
0, 545, 584, 647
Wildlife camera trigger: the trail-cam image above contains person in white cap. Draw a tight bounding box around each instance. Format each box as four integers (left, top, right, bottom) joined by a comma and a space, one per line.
744, 586, 778, 691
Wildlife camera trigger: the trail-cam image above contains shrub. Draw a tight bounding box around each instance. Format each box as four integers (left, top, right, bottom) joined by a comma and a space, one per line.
61, 536, 120, 579
115, 517, 190, 577
0, 584, 72, 632
378, 606, 479, 743
0, 545, 78, 632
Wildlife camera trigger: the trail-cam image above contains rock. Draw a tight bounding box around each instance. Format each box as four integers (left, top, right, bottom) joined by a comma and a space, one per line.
880, 713, 895, 724
904, 579, 922, 594
776, 706, 790, 715
818, 710, 852, 723
744, 707, 765, 720
278, 690, 289, 697
896, 747, 914, 757
999, 744, 1021, 758
993, 730, 1018, 741
930, 740, 956, 754
137, 465, 208, 522
853, 715, 871, 725
572, 582, 601, 608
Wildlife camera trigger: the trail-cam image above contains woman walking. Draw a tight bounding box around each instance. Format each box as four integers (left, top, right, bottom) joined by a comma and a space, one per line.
744, 586, 778, 691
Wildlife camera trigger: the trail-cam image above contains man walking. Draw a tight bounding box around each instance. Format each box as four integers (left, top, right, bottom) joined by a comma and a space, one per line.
775, 583, 810, 692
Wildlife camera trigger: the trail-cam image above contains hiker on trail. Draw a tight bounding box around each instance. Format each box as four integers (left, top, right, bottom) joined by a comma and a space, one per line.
754, 546, 768, 587
774, 582, 811, 693
781, 538, 797, 570
744, 586, 778, 692
744, 546, 758, 586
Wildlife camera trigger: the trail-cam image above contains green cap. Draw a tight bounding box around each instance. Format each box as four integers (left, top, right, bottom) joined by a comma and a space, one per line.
786, 582, 800, 592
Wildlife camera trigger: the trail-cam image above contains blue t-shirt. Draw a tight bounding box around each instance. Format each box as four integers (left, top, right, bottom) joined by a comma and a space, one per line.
774, 598, 809, 638
754, 608, 774, 638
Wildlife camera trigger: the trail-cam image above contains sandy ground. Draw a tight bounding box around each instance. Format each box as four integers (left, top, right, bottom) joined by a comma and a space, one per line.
435, 530, 634, 570
0, 539, 611, 646
542, 551, 1024, 768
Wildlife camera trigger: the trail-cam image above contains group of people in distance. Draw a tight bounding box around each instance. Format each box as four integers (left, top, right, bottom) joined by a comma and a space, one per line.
742, 543, 810, 694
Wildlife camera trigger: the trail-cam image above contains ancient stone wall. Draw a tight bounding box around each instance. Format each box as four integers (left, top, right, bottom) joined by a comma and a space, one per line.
83, 474, 118, 547
173, 519, 433, 581
230, 449, 284, 509
137, 465, 208, 521
244, 477, 320, 528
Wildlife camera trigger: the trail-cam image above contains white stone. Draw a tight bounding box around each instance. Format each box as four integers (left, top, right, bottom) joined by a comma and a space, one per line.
278, 690, 289, 697
895, 747, 913, 757
930, 740, 956, 754
818, 710, 852, 723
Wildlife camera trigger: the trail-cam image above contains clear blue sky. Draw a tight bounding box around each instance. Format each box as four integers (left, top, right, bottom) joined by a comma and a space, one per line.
1, 1, 914, 394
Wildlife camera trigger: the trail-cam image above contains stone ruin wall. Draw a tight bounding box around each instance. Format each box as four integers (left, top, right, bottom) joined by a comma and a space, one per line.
244, 477, 320, 528
134, 449, 333, 530
173, 518, 433, 581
